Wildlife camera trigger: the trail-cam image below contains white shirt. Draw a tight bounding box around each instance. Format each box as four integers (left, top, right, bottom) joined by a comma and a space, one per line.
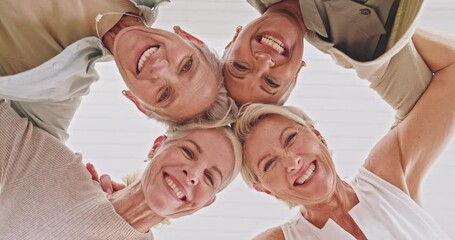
281, 167, 451, 240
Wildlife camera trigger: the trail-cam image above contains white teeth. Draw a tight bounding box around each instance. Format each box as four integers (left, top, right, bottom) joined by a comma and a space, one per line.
260, 35, 285, 54
137, 46, 158, 72
165, 176, 185, 199
295, 163, 316, 185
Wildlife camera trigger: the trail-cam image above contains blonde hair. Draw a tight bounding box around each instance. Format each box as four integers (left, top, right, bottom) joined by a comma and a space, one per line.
143, 42, 239, 130
233, 103, 314, 189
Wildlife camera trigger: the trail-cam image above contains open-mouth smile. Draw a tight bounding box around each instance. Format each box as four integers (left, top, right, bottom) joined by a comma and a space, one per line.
256, 34, 288, 56
164, 173, 187, 201
137, 46, 159, 73
294, 161, 317, 185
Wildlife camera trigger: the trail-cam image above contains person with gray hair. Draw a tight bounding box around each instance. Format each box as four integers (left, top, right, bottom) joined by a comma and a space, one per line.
232, 30, 455, 239
0, 98, 243, 239
0, 0, 237, 142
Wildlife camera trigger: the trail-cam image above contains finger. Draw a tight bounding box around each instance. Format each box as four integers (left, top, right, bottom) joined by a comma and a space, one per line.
85, 162, 99, 182
100, 174, 114, 194
112, 182, 126, 191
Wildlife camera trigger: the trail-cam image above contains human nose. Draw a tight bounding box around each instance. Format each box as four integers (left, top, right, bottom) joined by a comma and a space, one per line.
144, 59, 173, 82
182, 168, 201, 186
283, 154, 302, 173
255, 52, 275, 74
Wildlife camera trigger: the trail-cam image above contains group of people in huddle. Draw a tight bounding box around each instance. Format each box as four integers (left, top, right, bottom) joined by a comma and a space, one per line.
1, 0, 454, 239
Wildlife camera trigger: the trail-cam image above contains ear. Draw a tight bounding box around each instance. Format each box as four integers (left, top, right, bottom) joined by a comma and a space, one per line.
253, 183, 272, 195
173, 26, 205, 45
148, 135, 167, 158
309, 127, 328, 147
225, 25, 242, 50
122, 90, 150, 116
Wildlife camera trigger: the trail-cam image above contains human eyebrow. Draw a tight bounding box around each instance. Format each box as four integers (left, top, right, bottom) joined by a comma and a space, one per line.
187, 139, 203, 154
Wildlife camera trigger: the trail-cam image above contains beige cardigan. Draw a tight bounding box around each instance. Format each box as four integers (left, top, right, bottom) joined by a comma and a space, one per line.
0, 100, 152, 240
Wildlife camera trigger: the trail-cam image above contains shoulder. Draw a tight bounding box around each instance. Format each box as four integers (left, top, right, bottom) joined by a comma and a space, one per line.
253, 226, 285, 240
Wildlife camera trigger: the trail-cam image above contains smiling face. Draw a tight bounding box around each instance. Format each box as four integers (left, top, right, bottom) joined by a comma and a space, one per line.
112, 26, 218, 122
223, 9, 305, 105
140, 128, 235, 218
243, 115, 337, 205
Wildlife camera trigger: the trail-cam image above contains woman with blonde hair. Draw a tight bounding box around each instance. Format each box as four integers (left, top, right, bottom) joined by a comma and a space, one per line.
0, 98, 242, 239
233, 30, 455, 239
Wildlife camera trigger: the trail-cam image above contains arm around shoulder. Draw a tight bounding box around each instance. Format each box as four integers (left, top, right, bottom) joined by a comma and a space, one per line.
253, 226, 286, 240
366, 30, 455, 201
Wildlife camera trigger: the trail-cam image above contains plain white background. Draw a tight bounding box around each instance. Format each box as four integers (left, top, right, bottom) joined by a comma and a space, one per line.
66, 1, 455, 239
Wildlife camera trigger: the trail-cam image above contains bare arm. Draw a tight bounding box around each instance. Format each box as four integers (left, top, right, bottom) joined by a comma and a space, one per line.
365, 30, 455, 202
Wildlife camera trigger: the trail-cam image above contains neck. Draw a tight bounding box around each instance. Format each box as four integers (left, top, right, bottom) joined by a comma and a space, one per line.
102, 15, 145, 52
109, 181, 165, 233
267, 0, 307, 33
300, 178, 358, 228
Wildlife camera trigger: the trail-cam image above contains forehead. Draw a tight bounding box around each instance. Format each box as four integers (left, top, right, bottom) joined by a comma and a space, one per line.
182, 129, 235, 172
244, 115, 296, 157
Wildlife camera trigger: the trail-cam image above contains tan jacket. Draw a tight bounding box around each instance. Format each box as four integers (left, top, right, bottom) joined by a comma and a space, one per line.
247, 0, 430, 126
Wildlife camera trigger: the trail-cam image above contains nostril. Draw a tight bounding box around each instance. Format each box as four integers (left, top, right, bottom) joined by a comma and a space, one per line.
183, 170, 188, 176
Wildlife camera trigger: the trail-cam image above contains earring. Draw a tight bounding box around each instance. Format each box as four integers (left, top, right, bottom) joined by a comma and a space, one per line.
301, 60, 307, 67
319, 135, 328, 147
236, 25, 242, 33
225, 25, 243, 49
122, 90, 148, 115
173, 26, 205, 45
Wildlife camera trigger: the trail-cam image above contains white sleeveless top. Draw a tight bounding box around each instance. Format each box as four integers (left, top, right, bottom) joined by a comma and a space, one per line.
281, 167, 451, 240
